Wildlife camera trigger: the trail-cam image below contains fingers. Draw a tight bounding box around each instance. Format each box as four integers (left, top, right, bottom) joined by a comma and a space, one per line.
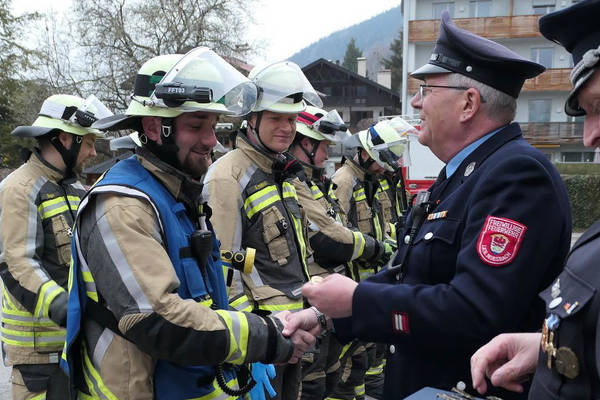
288, 329, 317, 364
471, 335, 508, 394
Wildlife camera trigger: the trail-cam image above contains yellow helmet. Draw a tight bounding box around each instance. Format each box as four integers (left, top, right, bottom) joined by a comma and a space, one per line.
11, 94, 111, 138
248, 61, 322, 114
94, 47, 258, 131
344, 119, 415, 172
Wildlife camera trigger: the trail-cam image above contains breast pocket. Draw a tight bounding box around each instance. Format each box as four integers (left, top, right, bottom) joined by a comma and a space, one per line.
411, 218, 461, 283
356, 201, 373, 235
262, 206, 291, 266
51, 215, 73, 266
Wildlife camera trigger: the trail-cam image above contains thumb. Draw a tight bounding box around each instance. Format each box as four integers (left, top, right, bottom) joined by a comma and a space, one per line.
301, 282, 316, 298
282, 316, 300, 337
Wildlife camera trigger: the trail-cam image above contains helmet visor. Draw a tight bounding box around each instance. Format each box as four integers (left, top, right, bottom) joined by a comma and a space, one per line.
371, 139, 410, 171
253, 61, 323, 110
38, 94, 113, 128
312, 110, 350, 143
150, 47, 257, 116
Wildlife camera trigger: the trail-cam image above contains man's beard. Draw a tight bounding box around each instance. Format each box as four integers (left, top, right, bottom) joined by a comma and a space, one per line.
182, 154, 210, 180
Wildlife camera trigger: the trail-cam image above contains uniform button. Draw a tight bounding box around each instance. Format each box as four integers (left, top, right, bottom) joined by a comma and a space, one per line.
424, 232, 433, 240
389, 345, 396, 354
404, 235, 410, 244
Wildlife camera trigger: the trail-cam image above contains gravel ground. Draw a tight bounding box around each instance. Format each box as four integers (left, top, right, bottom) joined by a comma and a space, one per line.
0, 231, 586, 399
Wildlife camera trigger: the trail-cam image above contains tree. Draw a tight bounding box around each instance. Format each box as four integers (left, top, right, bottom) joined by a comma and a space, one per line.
34, 0, 257, 112
0, 0, 43, 167
382, 30, 403, 93
342, 37, 362, 73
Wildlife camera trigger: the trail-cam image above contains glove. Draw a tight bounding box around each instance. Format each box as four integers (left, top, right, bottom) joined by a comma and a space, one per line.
249, 362, 277, 400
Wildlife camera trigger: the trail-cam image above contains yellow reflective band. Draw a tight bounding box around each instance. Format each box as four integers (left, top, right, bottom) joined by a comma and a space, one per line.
34, 281, 65, 319
82, 343, 118, 400
373, 214, 383, 241
258, 301, 304, 312
389, 222, 396, 241
230, 295, 252, 313
353, 188, 366, 201
2, 308, 56, 327
310, 185, 324, 200
30, 393, 46, 400
355, 383, 366, 396
339, 342, 352, 359
366, 362, 384, 375
288, 211, 309, 277
282, 182, 298, 200
358, 267, 374, 281
188, 376, 241, 400
244, 185, 280, 219
1, 326, 65, 348
3, 286, 18, 310
351, 231, 366, 260
38, 196, 79, 220
379, 179, 390, 191
214, 310, 249, 365
81, 270, 99, 302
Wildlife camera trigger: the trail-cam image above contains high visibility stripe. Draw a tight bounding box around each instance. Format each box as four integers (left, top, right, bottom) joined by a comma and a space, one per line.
0, 326, 65, 347
229, 294, 252, 313
34, 280, 65, 319
244, 185, 280, 219
339, 342, 352, 359
358, 267, 374, 282
389, 222, 397, 241
281, 182, 297, 200
353, 188, 366, 201
38, 196, 80, 220
310, 185, 324, 200
75, 228, 99, 303
188, 377, 241, 400
373, 214, 383, 241
282, 182, 309, 278
354, 383, 365, 396
1, 309, 55, 327
351, 231, 365, 260
378, 179, 390, 191
30, 393, 46, 400
82, 344, 119, 400
215, 310, 249, 365
258, 301, 304, 312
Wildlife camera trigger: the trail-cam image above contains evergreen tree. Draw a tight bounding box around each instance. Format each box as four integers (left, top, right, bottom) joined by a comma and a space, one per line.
382, 30, 403, 93
342, 38, 362, 73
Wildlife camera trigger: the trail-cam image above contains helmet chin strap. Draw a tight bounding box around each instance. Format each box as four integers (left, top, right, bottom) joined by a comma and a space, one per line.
298, 137, 321, 166
249, 112, 282, 156
144, 117, 182, 170
357, 148, 376, 171
49, 133, 82, 180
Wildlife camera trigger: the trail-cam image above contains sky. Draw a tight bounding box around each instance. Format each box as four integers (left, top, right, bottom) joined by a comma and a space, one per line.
12, 0, 401, 65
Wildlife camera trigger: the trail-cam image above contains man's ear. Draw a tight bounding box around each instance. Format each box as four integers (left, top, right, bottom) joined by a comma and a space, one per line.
460, 88, 482, 123
141, 117, 162, 144
57, 131, 73, 149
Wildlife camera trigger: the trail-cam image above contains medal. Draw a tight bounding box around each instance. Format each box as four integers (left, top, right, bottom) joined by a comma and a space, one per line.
555, 347, 579, 379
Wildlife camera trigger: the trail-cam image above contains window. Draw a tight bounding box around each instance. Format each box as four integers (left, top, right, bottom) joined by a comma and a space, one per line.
529, 99, 552, 122
321, 86, 332, 96
531, 47, 554, 68
561, 152, 595, 162
470, 0, 491, 17
433, 2, 455, 18
532, 0, 556, 14
356, 86, 367, 97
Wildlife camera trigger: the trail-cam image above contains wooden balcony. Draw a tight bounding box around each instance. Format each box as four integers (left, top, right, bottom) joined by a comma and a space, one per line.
521, 122, 583, 144
409, 15, 542, 42
405, 68, 572, 95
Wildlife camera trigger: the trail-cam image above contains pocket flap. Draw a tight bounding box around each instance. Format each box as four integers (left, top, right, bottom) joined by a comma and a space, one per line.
414, 219, 461, 245
539, 268, 595, 319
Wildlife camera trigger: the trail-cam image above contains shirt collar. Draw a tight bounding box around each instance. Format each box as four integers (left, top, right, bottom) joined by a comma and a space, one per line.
446, 126, 504, 178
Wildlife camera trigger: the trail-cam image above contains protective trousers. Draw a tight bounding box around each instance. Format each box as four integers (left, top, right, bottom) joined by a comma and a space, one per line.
327, 341, 368, 400
300, 333, 343, 400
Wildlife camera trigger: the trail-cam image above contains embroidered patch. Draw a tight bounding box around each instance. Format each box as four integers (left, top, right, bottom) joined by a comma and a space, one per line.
477, 215, 527, 267
392, 311, 410, 334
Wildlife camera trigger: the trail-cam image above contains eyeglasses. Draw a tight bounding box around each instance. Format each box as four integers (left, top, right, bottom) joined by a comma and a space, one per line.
418, 84, 486, 103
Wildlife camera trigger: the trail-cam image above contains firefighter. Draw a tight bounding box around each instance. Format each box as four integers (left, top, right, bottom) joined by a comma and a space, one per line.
203, 60, 321, 400
0, 94, 110, 399
328, 119, 408, 399
61, 48, 316, 400
288, 105, 388, 399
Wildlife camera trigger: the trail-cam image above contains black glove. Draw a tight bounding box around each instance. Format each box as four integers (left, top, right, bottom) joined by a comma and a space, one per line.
48, 292, 68, 328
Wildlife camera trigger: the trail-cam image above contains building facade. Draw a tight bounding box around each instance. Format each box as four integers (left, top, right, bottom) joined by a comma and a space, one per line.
402, 0, 592, 163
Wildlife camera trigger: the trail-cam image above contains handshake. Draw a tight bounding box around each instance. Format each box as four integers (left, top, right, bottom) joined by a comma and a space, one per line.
273, 273, 359, 364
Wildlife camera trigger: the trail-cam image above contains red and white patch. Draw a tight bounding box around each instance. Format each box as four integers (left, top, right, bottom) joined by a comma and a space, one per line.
477, 216, 527, 267
392, 311, 410, 334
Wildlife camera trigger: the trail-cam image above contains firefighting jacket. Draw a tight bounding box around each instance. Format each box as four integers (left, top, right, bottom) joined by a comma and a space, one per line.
204, 133, 309, 313
378, 177, 398, 238
332, 160, 387, 282
0, 150, 84, 365
294, 162, 380, 278
61, 149, 293, 400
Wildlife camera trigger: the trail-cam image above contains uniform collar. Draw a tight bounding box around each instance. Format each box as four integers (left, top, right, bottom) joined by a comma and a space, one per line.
446, 126, 504, 178
29, 148, 67, 183
347, 158, 368, 182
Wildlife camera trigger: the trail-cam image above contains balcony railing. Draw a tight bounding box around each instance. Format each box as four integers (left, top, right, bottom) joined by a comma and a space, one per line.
409, 15, 543, 42
521, 122, 583, 144
406, 68, 572, 95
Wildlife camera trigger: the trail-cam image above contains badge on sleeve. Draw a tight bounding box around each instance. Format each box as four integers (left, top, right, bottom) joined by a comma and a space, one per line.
392, 311, 410, 334
477, 215, 527, 267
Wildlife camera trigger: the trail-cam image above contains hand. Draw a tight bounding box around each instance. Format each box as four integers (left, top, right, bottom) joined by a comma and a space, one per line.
302, 274, 357, 318
280, 308, 321, 337
273, 311, 317, 364
470, 332, 541, 395
249, 362, 277, 400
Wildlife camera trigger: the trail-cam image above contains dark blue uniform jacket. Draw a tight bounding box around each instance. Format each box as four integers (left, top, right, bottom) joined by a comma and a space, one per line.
334, 123, 572, 399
